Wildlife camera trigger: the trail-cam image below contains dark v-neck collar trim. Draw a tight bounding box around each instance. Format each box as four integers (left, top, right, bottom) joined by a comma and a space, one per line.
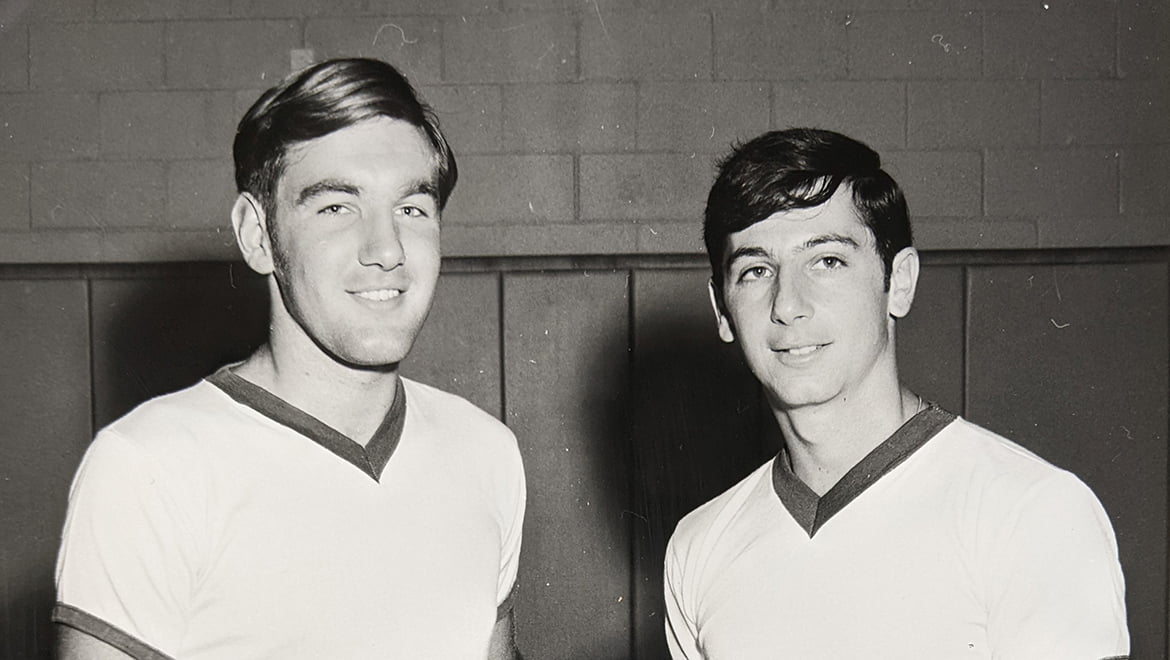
206, 366, 406, 482
771, 404, 956, 537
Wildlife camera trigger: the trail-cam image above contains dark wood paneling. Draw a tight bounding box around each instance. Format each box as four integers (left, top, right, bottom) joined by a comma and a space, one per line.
504, 271, 633, 660
0, 280, 91, 660
898, 264, 965, 414
2, 252, 1167, 659
401, 272, 502, 417
967, 262, 1168, 658
630, 268, 767, 660
89, 265, 269, 429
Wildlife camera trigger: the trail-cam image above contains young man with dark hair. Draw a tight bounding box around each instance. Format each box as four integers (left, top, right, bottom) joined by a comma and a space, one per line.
54, 58, 525, 659
665, 128, 1128, 659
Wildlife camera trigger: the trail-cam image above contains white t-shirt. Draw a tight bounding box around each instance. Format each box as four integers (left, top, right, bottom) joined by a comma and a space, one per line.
55, 369, 525, 660
665, 406, 1128, 660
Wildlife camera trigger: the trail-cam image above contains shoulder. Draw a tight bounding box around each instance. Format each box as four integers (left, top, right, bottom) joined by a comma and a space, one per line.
932, 417, 1114, 531
934, 417, 1079, 486
401, 377, 522, 463
104, 378, 243, 446
402, 378, 514, 439
669, 459, 775, 559
81, 378, 250, 488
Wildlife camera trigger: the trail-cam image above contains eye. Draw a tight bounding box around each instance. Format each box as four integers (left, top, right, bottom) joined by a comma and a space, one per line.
318, 204, 350, 216
813, 255, 846, 270
737, 265, 773, 282
399, 205, 430, 218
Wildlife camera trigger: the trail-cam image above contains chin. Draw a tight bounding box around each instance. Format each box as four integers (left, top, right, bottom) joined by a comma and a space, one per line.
325, 336, 415, 370
766, 385, 839, 411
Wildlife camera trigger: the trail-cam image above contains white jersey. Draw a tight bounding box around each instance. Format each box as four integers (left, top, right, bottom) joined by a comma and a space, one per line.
55, 368, 525, 660
665, 406, 1128, 660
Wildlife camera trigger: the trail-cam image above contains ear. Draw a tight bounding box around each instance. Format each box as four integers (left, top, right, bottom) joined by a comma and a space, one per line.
708, 279, 736, 344
231, 193, 275, 275
887, 246, 920, 319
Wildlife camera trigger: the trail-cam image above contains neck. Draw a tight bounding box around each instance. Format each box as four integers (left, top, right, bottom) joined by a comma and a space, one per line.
775, 385, 922, 496
233, 339, 400, 448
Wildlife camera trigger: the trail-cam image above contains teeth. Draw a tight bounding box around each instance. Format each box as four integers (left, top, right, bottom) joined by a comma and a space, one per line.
355, 289, 401, 302
787, 345, 820, 356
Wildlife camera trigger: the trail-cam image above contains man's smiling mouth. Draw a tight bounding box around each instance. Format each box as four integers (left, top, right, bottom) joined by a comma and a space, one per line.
353, 288, 402, 302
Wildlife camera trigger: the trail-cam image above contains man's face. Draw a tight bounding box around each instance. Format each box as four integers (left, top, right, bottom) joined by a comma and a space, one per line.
711, 185, 915, 411
264, 116, 442, 369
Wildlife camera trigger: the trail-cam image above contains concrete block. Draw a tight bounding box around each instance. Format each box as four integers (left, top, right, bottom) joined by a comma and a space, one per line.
985, 9, 1116, 79
912, 219, 1037, 250
0, 161, 30, 230
32, 160, 165, 229
96, 0, 231, 18
504, 0, 624, 11
580, 154, 714, 221
306, 17, 442, 85
1037, 213, 1169, 248
910, 0, 1113, 8
985, 148, 1118, 217
1121, 145, 1170, 216
884, 150, 982, 218
166, 20, 300, 89
1119, 1, 1169, 79
422, 85, 503, 154
773, 81, 905, 149
847, 11, 980, 79
30, 22, 163, 90
635, 220, 704, 254
908, 81, 1039, 147
168, 159, 236, 230
581, 9, 711, 81
1042, 80, 1170, 145
0, 229, 239, 263
234, 0, 498, 16
502, 83, 635, 153
638, 81, 768, 153
442, 222, 638, 256
443, 155, 574, 225
0, 25, 28, 90
714, 9, 844, 80
101, 91, 236, 159
12, 0, 95, 20
445, 12, 577, 83
0, 93, 99, 160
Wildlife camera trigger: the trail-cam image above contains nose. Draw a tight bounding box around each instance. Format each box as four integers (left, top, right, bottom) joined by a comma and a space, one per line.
358, 215, 405, 270
771, 270, 812, 325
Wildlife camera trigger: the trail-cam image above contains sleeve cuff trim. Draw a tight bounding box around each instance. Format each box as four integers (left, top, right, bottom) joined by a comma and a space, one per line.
52, 603, 176, 660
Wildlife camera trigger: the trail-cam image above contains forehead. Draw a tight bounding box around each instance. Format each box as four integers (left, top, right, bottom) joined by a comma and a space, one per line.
277, 117, 438, 194
724, 186, 873, 256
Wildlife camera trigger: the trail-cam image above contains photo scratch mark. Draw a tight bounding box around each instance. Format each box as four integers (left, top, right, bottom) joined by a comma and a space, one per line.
536, 43, 555, 64
373, 23, 417, 46
592, 0, 611, 41
1050, 318, 1070, 329
931, 34, 953, 53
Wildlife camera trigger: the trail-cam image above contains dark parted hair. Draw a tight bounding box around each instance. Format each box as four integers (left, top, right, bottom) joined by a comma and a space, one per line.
233, 57, 457, 220
703, 128, 912, 290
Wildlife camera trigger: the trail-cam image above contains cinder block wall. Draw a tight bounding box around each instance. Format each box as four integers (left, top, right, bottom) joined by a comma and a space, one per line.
0, 0, 1166, 264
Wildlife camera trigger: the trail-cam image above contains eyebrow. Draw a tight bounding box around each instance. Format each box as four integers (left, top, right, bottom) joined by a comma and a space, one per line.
403, 177, 439, 200
293, 177, 439, 207
801, 233, 861, 251
294, 179, 361, 206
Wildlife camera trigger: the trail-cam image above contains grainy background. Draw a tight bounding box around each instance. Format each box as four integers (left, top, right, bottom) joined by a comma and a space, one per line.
0, 0, 1167, 658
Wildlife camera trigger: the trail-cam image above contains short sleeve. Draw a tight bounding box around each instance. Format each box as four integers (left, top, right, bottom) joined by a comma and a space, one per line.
495, 439, 526, 618
664, 534, 703, 660
54, 429, 198, 657
985, 471, 1129, 659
